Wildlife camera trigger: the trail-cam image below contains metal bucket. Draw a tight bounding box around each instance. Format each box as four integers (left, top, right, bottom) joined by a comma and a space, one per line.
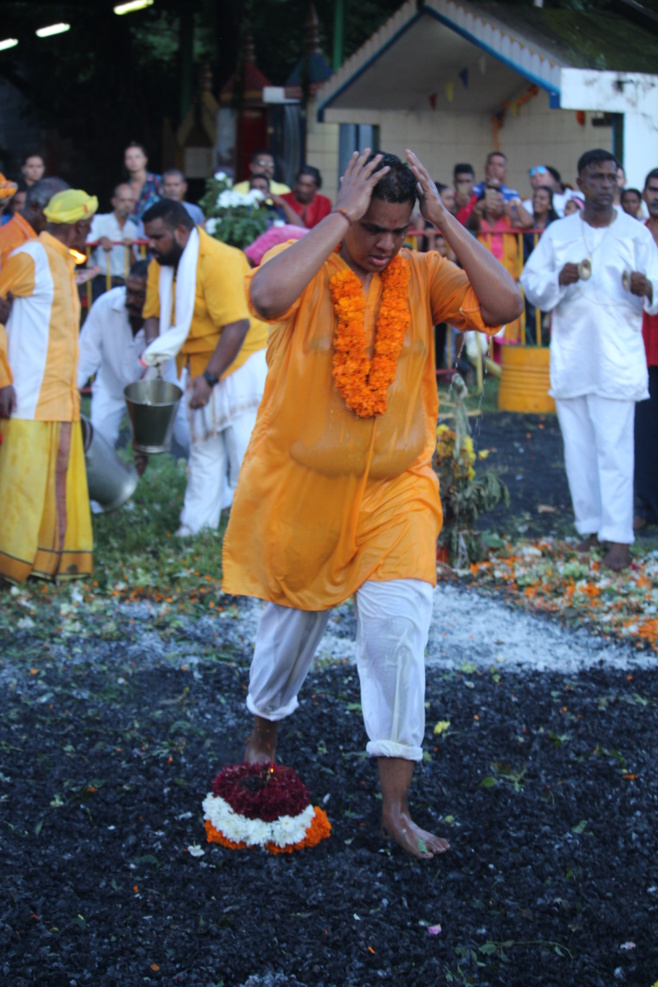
81, 417, 139, 513
123, 378, 183, 454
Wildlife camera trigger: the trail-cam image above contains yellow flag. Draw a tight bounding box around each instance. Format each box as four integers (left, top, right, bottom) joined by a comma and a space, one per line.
444, 81, 454, 103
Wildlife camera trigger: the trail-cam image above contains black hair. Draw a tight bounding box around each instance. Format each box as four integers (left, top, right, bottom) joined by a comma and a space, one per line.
367, 153, 417, 206
486, 150, 507, 165
533, 185, 559, 223
129, 260, 150, 279
25, 177, 69, 210
577, 148, 618, 175
249, 173, 270, 187
296, 165, 322, 189
251, 148, 272, 162
125, 141, 148, 157
453, 163, 474, 180
435, 182, 448, 193
546, 165, 562, 186
142, 198, 194, 231
645, 168, 658, 188
621, 187, 642, 200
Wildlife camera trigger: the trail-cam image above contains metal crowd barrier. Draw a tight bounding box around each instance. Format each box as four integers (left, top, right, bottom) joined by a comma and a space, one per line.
84, 239, 150, 310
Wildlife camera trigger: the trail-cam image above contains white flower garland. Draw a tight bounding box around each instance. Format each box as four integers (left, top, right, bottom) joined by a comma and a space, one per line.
202, 793, 315, 848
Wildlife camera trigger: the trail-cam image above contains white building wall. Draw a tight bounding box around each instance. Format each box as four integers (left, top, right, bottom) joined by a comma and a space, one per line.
305, 102, 340, 202
321, 89, 614, 201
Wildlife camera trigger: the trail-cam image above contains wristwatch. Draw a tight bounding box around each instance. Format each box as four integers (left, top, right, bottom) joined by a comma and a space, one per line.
202, 369, 219, 388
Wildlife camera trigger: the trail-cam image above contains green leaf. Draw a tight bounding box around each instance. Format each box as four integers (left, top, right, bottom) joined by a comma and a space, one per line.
572, 819, 588, 834
479, 776, 497, 788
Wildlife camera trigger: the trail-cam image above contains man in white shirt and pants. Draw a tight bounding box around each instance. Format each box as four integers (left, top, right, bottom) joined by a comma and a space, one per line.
87, 184, 140, 299
521, 148, 658, 571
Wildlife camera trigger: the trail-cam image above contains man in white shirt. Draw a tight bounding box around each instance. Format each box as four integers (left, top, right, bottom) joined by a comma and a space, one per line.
521, 148, 658, 571
87, 184, 140, 297
77, 260, 188, 454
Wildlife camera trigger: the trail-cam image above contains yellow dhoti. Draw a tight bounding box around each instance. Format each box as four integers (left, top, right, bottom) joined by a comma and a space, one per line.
0, 419, 92, 582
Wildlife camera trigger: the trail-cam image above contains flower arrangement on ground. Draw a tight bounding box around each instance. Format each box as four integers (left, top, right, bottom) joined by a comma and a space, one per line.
434, 374, 509, 567
199, 171, 271, 250
203, 762, 331, 854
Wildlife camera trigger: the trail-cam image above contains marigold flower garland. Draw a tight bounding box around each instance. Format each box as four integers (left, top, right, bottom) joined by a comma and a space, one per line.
202, 762, 331, 854
329, 254, 411, 418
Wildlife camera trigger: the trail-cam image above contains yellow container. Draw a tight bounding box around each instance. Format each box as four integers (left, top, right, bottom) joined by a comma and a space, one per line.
497, 345, 556, 414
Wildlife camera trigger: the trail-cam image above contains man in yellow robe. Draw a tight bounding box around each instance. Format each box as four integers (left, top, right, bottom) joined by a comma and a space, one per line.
0, 189, 97, 582
222, 150, 524, 858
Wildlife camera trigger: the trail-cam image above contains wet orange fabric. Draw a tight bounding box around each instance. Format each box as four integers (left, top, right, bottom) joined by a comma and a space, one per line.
222, 246, 499, 610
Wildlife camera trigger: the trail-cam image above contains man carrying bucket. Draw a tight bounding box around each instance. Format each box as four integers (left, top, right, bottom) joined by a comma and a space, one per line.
0, 189, 97, 582
140, 199, 268, 536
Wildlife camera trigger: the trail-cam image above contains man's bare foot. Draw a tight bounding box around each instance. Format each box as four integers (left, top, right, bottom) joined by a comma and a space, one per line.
602, 542, 631, 571
244, 715, 278, 764
576, 533, 599, 553
381, 808, 450, 860
377, 756, 449, 860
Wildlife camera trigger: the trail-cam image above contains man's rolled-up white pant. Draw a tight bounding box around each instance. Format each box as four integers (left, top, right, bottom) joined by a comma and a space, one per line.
555, 394, 635, 544
247, 578, 434, 762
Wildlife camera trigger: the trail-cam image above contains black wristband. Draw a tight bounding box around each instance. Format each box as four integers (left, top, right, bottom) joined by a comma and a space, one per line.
203, 369, 219, 388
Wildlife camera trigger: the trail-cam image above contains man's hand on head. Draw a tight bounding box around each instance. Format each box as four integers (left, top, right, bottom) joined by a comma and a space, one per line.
558, 263, 580, 286
335, 149, 390, 224
0, 384, 16, 419
405, 150, 446, 228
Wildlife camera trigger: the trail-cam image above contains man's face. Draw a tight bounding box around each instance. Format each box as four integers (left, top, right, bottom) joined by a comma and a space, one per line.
577, 160, 617, 209
162, 174, 186, 202
343, 198, 413, 275
71, 218, 93, 252
249, 177, 269, 195
144, 217, 188, 266
454, 171, 474, 198
112, 185, 136, 218
250, 154, 274, 179
22, 156, 45, 184
125, 276, 147, 322
125, 146, 147, 174
485, 154, 506, 184
529, 166, 548, 191
644, 178, 658, 219
295, 174, 317, 204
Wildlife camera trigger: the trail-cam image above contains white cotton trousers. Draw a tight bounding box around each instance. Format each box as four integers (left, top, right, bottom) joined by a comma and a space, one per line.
178, 408, 256, 533
247, 579, 434, 762
555, 394, 635, 545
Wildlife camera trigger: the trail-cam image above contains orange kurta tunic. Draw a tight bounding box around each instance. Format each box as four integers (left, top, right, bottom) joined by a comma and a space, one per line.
222, 246, 497, 610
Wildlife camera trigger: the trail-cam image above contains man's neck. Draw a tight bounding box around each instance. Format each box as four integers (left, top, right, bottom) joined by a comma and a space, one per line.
582, 204, 615, 228
129, 316, 143, 337
113, 212, 127, 229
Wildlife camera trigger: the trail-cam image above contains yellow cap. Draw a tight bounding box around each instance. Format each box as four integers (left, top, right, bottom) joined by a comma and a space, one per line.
0, 174, 17, 200
43, 189, 98, 224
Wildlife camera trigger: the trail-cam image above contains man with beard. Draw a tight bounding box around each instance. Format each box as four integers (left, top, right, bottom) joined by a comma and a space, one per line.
522, 149, 658, 570
0, 189, 97, 582
140, 199, 267, 535
222, 149, 523, 859
280, 165, 332, 229
634, 168, 658, 531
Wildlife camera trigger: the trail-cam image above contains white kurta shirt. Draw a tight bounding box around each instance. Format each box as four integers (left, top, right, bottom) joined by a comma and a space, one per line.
87, 212, 139, 278
520, 211, 658, 401
77, 287, 145, 398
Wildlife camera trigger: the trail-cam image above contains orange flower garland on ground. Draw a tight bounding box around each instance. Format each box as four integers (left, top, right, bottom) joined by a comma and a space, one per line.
329, 254, 411, 418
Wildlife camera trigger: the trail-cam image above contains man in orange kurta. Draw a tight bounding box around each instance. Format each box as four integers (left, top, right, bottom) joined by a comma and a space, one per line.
222, 150, 523, 858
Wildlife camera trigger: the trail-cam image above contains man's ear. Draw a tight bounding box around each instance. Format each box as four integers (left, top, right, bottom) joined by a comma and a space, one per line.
173, 225, 190, 247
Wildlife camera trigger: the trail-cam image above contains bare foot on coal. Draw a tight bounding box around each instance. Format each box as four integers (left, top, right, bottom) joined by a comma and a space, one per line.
244, 715, 278, 764
576, 533, 599, 553
381, 807, 450, 860
602, 542, 631, 572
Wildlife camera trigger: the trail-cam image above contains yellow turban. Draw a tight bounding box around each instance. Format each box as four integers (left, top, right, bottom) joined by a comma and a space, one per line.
43, 189, 98, 224
0, 174, 17, 201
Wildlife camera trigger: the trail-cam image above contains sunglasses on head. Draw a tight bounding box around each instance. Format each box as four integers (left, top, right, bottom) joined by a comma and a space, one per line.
529, 166, 548, 176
